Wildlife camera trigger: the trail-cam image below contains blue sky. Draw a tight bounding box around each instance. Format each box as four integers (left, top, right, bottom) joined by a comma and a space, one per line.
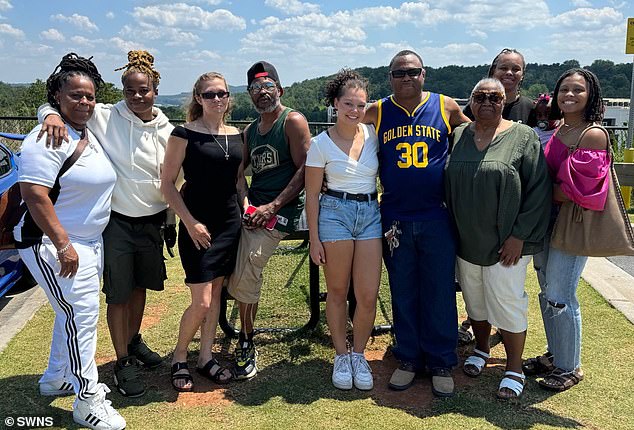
0, 0, 633, 94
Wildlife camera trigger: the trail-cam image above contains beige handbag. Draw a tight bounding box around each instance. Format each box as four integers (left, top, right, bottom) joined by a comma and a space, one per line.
550, 127, 634, 257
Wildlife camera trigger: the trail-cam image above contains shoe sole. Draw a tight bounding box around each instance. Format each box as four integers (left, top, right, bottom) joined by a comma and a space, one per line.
431, 387, 455, 398
113, 375, 146, 398
353, 382, 373, 391
73, 416, 126, 430
332, 381, 353, 390
234, 369, 257, 380
388, 380, 414, 391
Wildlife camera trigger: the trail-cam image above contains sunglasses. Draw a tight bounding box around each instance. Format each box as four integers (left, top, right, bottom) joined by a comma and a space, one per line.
199, 91, 230, 100
390, 68, 423, 79
472, 92, 504, 104
249, 81, 277, 94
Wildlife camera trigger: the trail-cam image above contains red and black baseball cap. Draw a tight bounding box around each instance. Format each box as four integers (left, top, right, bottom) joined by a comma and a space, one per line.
247, 61, 280, 87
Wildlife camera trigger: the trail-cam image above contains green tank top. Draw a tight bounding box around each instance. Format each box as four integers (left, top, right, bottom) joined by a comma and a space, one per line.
247, 107, 304, 233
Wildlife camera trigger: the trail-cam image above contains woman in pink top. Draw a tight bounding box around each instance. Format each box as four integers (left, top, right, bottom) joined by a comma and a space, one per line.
523, 69, 609, 392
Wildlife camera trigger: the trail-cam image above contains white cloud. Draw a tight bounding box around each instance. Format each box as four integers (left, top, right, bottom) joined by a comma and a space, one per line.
109, 37, 150, 54
132, 3, 246, 31
571, 0, 592, 6
120, 22, 201, 46
106, 11, 115, 19
550, 7, 621, 30
264, 0, 320, 15
0, 22, 23, 38
176, 49, 221, 61
453, 0, 550, 31
51, 13, 99, 32
468, 29, 488, 40
70, 35, 96, 47
352, 2, 451, 29
380, 42, 416, 52
0, 0, 12, 11
40, 28, 65, 42
420, 43, 488, 67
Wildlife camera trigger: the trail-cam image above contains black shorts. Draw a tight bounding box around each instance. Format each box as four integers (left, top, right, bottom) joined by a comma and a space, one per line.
102, 211, 166, 304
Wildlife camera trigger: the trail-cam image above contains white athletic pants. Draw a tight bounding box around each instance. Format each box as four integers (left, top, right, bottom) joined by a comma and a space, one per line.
19, 238, 103, 400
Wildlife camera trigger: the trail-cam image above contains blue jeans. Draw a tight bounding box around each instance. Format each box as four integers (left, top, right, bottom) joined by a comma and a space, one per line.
382, 217, 458, 369
539, 244, 587, 371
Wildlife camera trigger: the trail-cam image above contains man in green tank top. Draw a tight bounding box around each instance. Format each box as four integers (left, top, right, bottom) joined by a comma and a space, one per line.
227, 61, 311, 380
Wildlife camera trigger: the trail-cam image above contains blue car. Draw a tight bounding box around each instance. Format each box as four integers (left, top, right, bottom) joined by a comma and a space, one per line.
0, 133, 36, 298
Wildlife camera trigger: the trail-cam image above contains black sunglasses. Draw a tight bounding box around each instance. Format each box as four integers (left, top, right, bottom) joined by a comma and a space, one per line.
472, 92, 504, 104
390, 68, 423, 79
199, 90, 230, 100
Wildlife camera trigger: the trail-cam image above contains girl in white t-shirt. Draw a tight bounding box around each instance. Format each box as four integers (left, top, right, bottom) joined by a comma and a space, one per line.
305, 69, 381, 391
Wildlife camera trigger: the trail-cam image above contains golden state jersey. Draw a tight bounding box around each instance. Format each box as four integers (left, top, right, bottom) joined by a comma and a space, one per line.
376, 92, 451, 222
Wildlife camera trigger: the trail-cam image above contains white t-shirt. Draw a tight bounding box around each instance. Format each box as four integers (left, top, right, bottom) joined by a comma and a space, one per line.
306, 123, 378, 194
14, 124, 117, 242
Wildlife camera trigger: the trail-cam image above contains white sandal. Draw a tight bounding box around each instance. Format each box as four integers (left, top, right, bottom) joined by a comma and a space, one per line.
463, 348, 490, 377
497, 370, 525, 399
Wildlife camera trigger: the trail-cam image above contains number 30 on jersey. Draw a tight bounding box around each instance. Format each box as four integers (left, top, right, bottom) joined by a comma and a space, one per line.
396, 141, 429, 168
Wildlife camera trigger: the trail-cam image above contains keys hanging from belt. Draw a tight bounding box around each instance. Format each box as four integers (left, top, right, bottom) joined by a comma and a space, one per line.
384, 220, 401, 257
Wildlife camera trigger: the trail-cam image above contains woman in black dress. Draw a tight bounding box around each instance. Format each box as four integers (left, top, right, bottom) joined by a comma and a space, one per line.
161, 72, 242, 391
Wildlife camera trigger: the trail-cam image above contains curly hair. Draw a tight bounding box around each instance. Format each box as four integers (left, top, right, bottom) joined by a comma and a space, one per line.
115, 50, 161, 89
324, 68, 369, 107
46, 53, 103, 110
186, 72, 233, 122
549, 68, 604, 122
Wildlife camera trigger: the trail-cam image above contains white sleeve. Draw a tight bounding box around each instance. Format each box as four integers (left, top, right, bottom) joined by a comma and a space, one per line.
37, 103, 59, 123
305, 134, 326, 168
18, 125, 74, 188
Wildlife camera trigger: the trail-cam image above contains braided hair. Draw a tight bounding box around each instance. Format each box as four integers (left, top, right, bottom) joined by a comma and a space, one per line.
115, 50, 161, 88
325, 68, 369, 107
46, 53, 103, 110
549, 68, 604, 122
487, 48, 526, 95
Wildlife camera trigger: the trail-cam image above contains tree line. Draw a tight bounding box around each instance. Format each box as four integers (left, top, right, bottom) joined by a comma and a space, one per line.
1, 59, 631, 123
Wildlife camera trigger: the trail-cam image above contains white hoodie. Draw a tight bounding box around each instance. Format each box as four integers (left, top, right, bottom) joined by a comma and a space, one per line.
39, 101, 178, 217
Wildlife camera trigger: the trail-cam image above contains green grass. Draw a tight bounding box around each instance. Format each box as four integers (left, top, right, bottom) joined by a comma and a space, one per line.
1, 240, 633, 429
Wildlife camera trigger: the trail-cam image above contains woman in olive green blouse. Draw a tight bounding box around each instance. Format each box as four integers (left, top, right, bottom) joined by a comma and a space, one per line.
445, 78, 551, 400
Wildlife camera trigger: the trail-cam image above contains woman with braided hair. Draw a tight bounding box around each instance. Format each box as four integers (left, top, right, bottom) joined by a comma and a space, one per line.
38, 50, 177, 398
15, 53, 125, 430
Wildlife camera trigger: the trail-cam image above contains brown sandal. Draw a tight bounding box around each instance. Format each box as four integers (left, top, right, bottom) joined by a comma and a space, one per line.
522, 352, 554, 376
538, 368, 583, 392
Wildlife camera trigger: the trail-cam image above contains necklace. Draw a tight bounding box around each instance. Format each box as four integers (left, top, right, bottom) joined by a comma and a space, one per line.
202, 121, 229, 161
558, 120, 589, 137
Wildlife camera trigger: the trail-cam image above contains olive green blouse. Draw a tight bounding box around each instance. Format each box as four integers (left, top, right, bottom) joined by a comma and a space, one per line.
445, 122, 552, 266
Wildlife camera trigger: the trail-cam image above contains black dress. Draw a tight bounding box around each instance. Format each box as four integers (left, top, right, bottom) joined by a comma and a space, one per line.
171, 125, 242, 283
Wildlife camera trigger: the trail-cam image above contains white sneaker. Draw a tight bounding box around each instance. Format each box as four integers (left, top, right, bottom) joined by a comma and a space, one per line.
39, 379, 74, 396
332, 353, 353, 390
351, 353, 373, 390
72, 383, 126, 430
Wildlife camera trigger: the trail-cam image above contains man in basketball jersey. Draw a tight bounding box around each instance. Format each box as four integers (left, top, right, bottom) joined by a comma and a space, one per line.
364, 50, 470, 397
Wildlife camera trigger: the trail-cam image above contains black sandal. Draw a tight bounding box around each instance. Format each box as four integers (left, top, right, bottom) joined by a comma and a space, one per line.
171, 362, 194, 392
196, 358, 233, 385
538, 368, 583, 392
522, 352, 554, 376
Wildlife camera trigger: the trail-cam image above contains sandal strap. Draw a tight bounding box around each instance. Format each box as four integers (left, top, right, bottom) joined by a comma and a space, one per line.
464, 355, 486, 370
499, 373, 525, 396
473, 348, 490, 359
547, 369, 582, 386
504, 370, 525, 381
171, 361, 189, 374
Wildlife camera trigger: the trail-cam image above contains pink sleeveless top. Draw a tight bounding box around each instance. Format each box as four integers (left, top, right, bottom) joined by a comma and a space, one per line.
544, 134, 609, 211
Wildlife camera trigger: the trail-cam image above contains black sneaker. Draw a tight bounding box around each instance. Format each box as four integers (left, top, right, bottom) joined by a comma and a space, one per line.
128, 333, 162, 368
113, 356, 146, 398
234, 340, 257, 380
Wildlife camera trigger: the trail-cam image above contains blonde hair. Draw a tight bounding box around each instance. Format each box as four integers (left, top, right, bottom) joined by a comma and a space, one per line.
186, 72, 233, 122
115, 50, 161, 89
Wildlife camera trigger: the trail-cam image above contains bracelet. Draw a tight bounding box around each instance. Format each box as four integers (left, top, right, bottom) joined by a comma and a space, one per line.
57, 241, 72, 256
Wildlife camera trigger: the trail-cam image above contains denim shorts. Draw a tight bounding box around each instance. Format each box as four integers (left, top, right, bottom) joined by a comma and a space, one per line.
318, 194, 382, 242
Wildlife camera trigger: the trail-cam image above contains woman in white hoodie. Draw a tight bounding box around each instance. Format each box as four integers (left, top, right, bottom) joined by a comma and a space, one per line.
38, 51, 174, 398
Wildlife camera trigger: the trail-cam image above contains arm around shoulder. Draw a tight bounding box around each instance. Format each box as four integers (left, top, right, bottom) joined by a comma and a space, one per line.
444, 96, 471, 128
